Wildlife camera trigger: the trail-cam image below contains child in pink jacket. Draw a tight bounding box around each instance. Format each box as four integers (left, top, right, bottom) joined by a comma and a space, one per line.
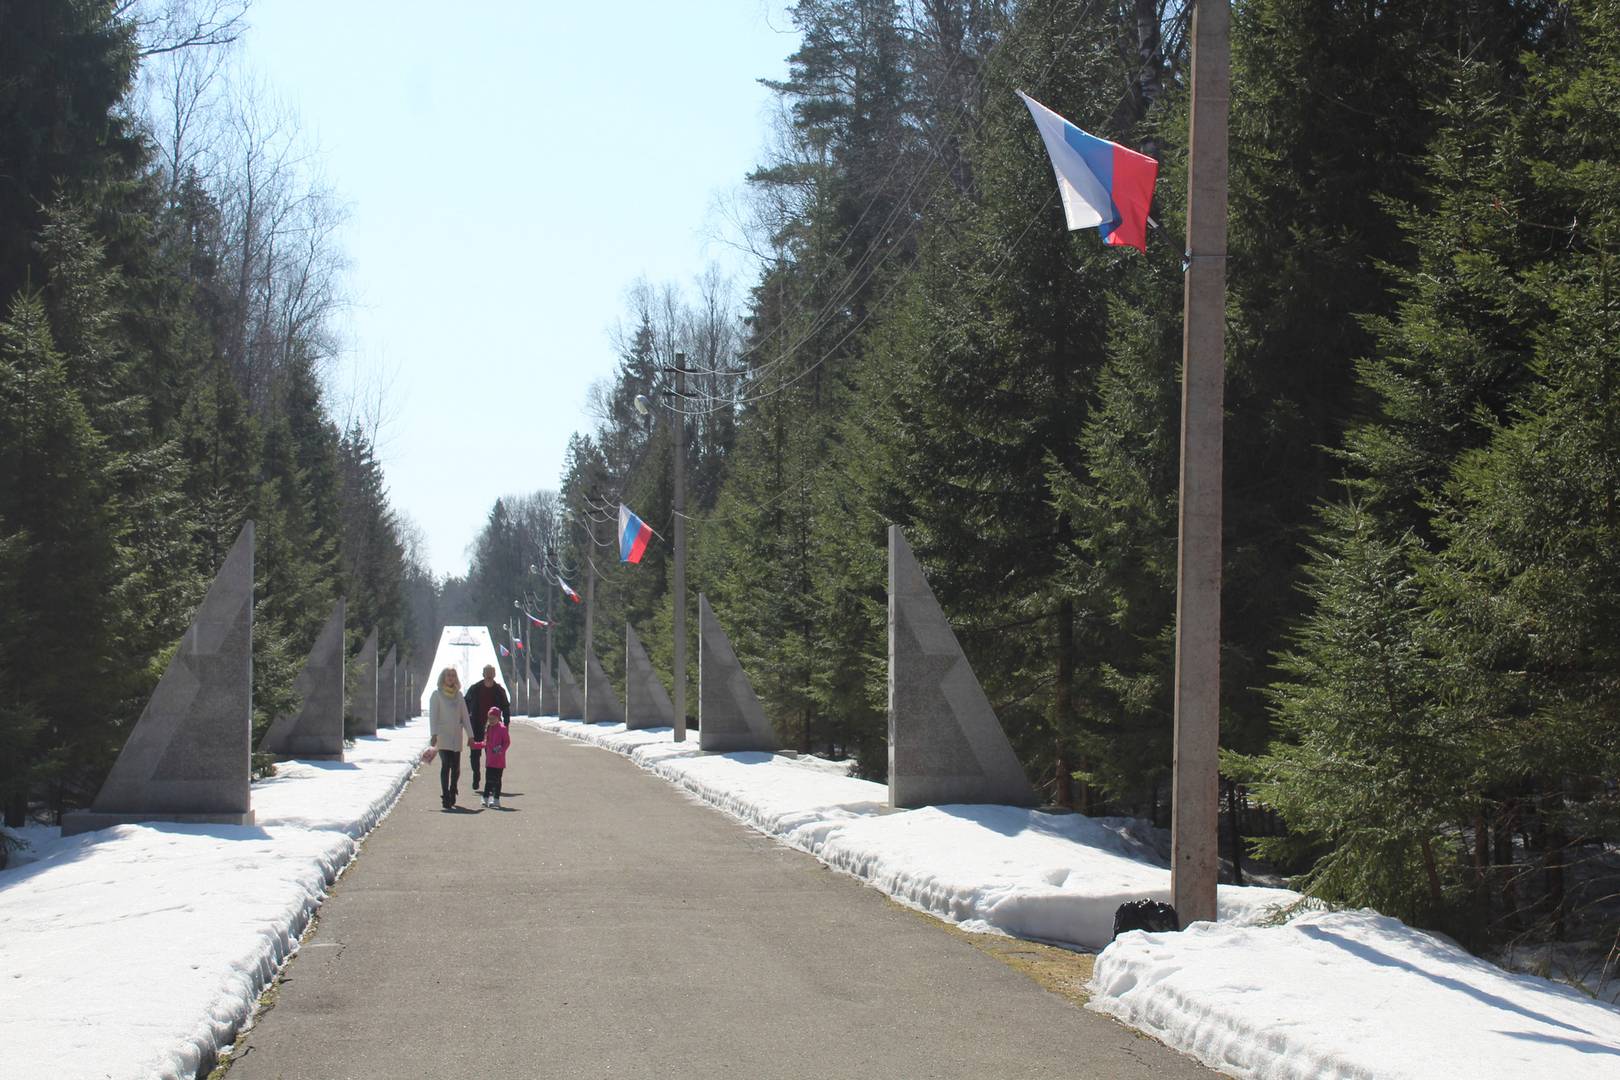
472, 707, 511, 809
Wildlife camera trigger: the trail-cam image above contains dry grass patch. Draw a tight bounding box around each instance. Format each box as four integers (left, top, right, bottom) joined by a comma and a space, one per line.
889, 899, 1096, 1006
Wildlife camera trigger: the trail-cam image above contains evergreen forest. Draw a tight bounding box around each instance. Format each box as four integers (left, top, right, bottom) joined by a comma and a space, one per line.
0, 3, 430, 831
5, 0, 1619, 976
460, 0, 1620, 966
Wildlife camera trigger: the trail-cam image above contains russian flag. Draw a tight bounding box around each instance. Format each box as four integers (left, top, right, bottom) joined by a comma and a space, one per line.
525, 611, 549, 627
558, 575, 581, 604
498, 643, 511, 658
619, 503, 653, 564
1018, 91, 1158, 252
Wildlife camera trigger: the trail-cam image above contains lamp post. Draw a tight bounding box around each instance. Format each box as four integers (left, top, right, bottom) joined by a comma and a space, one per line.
518, 586, 546, 713
532, 561, 554, 690
511, 600, 529, 714
635, 350, 688, 742
579, 503, 603, 718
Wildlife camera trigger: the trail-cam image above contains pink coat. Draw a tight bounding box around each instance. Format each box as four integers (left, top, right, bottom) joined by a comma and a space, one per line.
476, 720, 511, 769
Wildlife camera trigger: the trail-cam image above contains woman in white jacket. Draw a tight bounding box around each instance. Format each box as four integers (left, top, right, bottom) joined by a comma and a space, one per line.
429, 667, 475, 809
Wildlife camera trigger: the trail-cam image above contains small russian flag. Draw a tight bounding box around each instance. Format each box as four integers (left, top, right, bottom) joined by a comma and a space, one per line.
1017, 91, 1158, 252
525, 610, 549, 627
619, 503, 654, 564
558, 575, 581, 604
498, 643, 511, 657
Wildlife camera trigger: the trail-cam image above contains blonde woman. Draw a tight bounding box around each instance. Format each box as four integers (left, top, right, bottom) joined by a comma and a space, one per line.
429, 667, 475, 810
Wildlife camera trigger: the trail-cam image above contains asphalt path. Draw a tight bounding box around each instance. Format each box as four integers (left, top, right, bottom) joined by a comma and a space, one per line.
225, 725, 1218, 1079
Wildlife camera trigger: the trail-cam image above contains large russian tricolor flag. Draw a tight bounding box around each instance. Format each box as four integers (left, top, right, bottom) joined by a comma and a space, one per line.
1018, 91, 1158, 252
558, 575, 581, 604
619, 503, 653, 564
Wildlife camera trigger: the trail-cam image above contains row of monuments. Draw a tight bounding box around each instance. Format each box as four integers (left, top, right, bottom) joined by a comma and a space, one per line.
61, 523, 418, 837
506, 525, 1036, 811
61, 521, 1033, 839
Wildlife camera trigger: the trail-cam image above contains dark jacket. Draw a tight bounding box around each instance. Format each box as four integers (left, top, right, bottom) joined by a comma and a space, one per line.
464, 680, 511, 738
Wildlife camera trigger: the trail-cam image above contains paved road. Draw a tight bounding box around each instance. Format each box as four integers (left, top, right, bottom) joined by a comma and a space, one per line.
227, 727, 1217, 1079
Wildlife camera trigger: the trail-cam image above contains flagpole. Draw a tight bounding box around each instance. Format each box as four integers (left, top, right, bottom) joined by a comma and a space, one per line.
1171, 0, 1230, 928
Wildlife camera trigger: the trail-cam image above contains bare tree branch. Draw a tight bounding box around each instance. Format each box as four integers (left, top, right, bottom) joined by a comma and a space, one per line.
120, 0, 252, 59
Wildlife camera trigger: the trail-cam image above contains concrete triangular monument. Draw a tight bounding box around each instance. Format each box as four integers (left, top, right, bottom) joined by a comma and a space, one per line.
625, 624, 676, 730
379, 646, 399, 728
556, 655, 584, 720
260, 598, 346, 761
888, 526, 1037, 809
698, 595, 779, 753
584, 649, 621, 724
539, 666, 558, 717
392, 651, 405, 725
352, 629, 379, 736
63, 523, 258, 835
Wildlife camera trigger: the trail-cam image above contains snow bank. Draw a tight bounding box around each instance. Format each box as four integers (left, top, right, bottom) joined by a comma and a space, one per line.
0, 720, 427, 1080
528, 717, 1295, 947
528, 716, 1620, 1080
1091, 909, 1620, 1080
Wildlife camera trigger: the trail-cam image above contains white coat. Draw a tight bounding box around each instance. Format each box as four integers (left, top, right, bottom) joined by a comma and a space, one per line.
428, 689, 474, 751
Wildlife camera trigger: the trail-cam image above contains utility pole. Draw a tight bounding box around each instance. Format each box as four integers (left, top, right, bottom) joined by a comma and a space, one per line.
545, 554, 555, 688
672, 352, 688, 742
1171, 0, 1230, 927
584, 499, 597, 685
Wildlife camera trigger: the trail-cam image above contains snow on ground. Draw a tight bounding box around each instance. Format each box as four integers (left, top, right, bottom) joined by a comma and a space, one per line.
5, 707, 1618, 1080
527, 715, 1620, 1080
0, 721, 427, 1080
1092, 909, 1620, 1080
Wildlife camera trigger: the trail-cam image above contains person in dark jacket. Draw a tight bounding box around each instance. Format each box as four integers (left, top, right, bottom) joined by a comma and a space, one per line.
463, 664, 511, 791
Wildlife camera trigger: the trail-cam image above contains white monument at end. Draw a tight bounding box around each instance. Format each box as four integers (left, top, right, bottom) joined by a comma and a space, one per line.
419, 626, 506, 716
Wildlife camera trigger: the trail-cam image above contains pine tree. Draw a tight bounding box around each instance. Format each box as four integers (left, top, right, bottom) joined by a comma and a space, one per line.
337, 424, 408, 650
0, 0, 143, 305
0, 292, 122, 819
1421, 0, 1620, 943
1244, 502, 1476, 928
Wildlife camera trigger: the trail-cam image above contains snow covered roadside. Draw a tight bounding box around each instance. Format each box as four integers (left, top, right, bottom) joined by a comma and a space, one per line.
0, 720, 427, 1080
1091, 910, 1620, 1080
526, 716, 1294, 946
528, 716, 1620, 1080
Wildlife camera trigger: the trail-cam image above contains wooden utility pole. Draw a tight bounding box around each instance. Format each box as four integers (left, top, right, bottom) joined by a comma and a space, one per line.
584, 501, 598, 682
672, 352, 688, 742
545, 558, 555, 688
1171, 0, 1230, 927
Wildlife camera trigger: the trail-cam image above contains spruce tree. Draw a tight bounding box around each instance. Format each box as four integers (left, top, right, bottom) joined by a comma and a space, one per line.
0, 292, 122, 818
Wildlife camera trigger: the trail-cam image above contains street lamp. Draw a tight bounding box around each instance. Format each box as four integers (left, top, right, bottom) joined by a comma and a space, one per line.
529, 562, 555, 701
635, 354, 688, 742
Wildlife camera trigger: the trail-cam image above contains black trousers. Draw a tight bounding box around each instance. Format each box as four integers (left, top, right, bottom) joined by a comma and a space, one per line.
438, 749, 462, 803
469, 746, 483, 788
484, 767, 504, 799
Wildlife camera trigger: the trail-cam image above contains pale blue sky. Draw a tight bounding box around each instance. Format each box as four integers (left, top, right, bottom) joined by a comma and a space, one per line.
238, 1, 796, 577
